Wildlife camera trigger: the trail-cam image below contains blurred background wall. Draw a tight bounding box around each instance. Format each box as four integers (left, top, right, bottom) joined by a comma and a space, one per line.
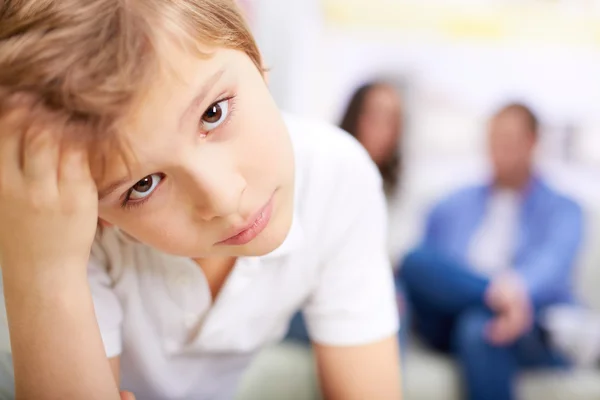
248, 0, 600, 242
250, 0, 600, 161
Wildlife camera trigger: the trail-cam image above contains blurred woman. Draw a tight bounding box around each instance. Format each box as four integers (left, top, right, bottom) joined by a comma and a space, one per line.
340, 82, 403, 196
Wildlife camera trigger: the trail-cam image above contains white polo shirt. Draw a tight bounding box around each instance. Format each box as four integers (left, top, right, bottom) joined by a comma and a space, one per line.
0, 114, 399, 400
468, 189, 521, 277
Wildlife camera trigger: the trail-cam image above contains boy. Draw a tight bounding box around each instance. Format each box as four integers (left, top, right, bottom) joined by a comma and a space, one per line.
0, 1, 402, 399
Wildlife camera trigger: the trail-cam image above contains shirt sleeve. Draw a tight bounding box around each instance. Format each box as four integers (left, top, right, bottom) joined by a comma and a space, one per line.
302, 151, 399, 346
88, 237, 124, 359
515, 198, 584, 307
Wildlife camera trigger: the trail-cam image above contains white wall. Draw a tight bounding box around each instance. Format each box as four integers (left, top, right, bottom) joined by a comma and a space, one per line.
251, 1, 600, 170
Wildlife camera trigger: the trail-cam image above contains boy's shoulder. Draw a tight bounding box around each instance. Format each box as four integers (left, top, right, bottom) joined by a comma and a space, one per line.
282, 114, 385, 247
283, 113, 367, 155
282, 113, 381, 189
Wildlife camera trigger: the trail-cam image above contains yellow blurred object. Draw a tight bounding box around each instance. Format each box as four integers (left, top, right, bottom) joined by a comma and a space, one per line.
322, 0, 600, 46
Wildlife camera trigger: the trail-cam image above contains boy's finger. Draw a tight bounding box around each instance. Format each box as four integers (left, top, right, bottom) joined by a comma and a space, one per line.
0, 107, 28, 182
59, 145, 92, 183
22, 123, 61, 184
58, 145, 98, 204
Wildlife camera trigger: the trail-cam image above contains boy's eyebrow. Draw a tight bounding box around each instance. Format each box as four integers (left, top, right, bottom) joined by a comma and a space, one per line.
179, 67, 227, 129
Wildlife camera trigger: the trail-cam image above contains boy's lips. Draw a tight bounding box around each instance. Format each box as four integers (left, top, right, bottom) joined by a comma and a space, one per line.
216, 196, 274, 246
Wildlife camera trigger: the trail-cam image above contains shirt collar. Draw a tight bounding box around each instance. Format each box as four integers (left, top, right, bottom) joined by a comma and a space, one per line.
261, 120, 304, 260
259, 209, 305, 260
258, 116, 305, 261
483, 175, 543, 199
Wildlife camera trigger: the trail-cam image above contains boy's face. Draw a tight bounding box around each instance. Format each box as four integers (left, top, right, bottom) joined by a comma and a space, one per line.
94, 47, 295, 258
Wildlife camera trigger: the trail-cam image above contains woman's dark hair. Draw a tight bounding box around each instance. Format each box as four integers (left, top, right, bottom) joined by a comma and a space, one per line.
340, 82, 402, 194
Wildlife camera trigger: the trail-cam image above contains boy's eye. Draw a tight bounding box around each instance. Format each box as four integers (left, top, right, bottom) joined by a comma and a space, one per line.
201, 99, 229, 131
129, 174, 163, 200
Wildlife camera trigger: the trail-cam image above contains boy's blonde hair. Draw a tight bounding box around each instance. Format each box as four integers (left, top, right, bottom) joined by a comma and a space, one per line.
0, 0, 261, 138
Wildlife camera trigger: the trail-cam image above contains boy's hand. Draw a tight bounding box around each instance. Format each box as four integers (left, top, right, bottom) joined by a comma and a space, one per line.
0, 96, 98, 273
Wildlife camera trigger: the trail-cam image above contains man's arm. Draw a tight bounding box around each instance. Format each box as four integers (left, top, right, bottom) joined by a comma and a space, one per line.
421, 191, 462, 250
484, 198, 583, 345
516, 199, 583, 306
314, 336, 402, 400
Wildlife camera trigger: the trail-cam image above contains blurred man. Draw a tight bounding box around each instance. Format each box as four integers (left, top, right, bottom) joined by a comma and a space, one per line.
400, 103, 583, 400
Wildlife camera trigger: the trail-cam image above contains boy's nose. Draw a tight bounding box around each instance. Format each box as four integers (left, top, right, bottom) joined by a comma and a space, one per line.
181, 153, 246, 221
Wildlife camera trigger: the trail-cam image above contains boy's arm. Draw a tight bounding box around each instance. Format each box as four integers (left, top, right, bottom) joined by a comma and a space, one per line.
314, 336, 402, 400
3, 269, 120, 400
110, 357, 121, 387
0, 100, 120, 399
110, 357, 135, 400
302, 145, 402, 399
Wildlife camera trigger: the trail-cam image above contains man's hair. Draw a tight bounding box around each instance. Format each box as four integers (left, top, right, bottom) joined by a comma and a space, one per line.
0, 0, 261, 140
494, 102, 540, 139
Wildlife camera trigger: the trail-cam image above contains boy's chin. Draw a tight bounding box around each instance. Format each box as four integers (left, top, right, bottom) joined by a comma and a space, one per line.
238, 216, 294, 257
237, 229, 290, 257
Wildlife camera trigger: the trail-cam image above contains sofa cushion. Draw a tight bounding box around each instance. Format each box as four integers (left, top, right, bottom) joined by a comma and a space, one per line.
236, 342, 321, 400
237, 341, 600, 400
406, 341, 600, 400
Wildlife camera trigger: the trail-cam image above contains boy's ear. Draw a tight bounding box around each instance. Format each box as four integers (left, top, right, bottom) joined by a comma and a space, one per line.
261, 58, 270, 84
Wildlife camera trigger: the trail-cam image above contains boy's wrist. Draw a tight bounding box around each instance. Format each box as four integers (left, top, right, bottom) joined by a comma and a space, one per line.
2, 259, 88, 293
1, 251, 88, 271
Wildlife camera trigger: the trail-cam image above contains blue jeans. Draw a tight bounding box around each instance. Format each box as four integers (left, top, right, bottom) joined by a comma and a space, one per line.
400, 247, 568, 400
286, 311, 311, 344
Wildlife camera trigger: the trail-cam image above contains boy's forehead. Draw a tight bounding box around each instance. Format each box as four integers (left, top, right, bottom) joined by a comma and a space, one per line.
124, 46, 231, 136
